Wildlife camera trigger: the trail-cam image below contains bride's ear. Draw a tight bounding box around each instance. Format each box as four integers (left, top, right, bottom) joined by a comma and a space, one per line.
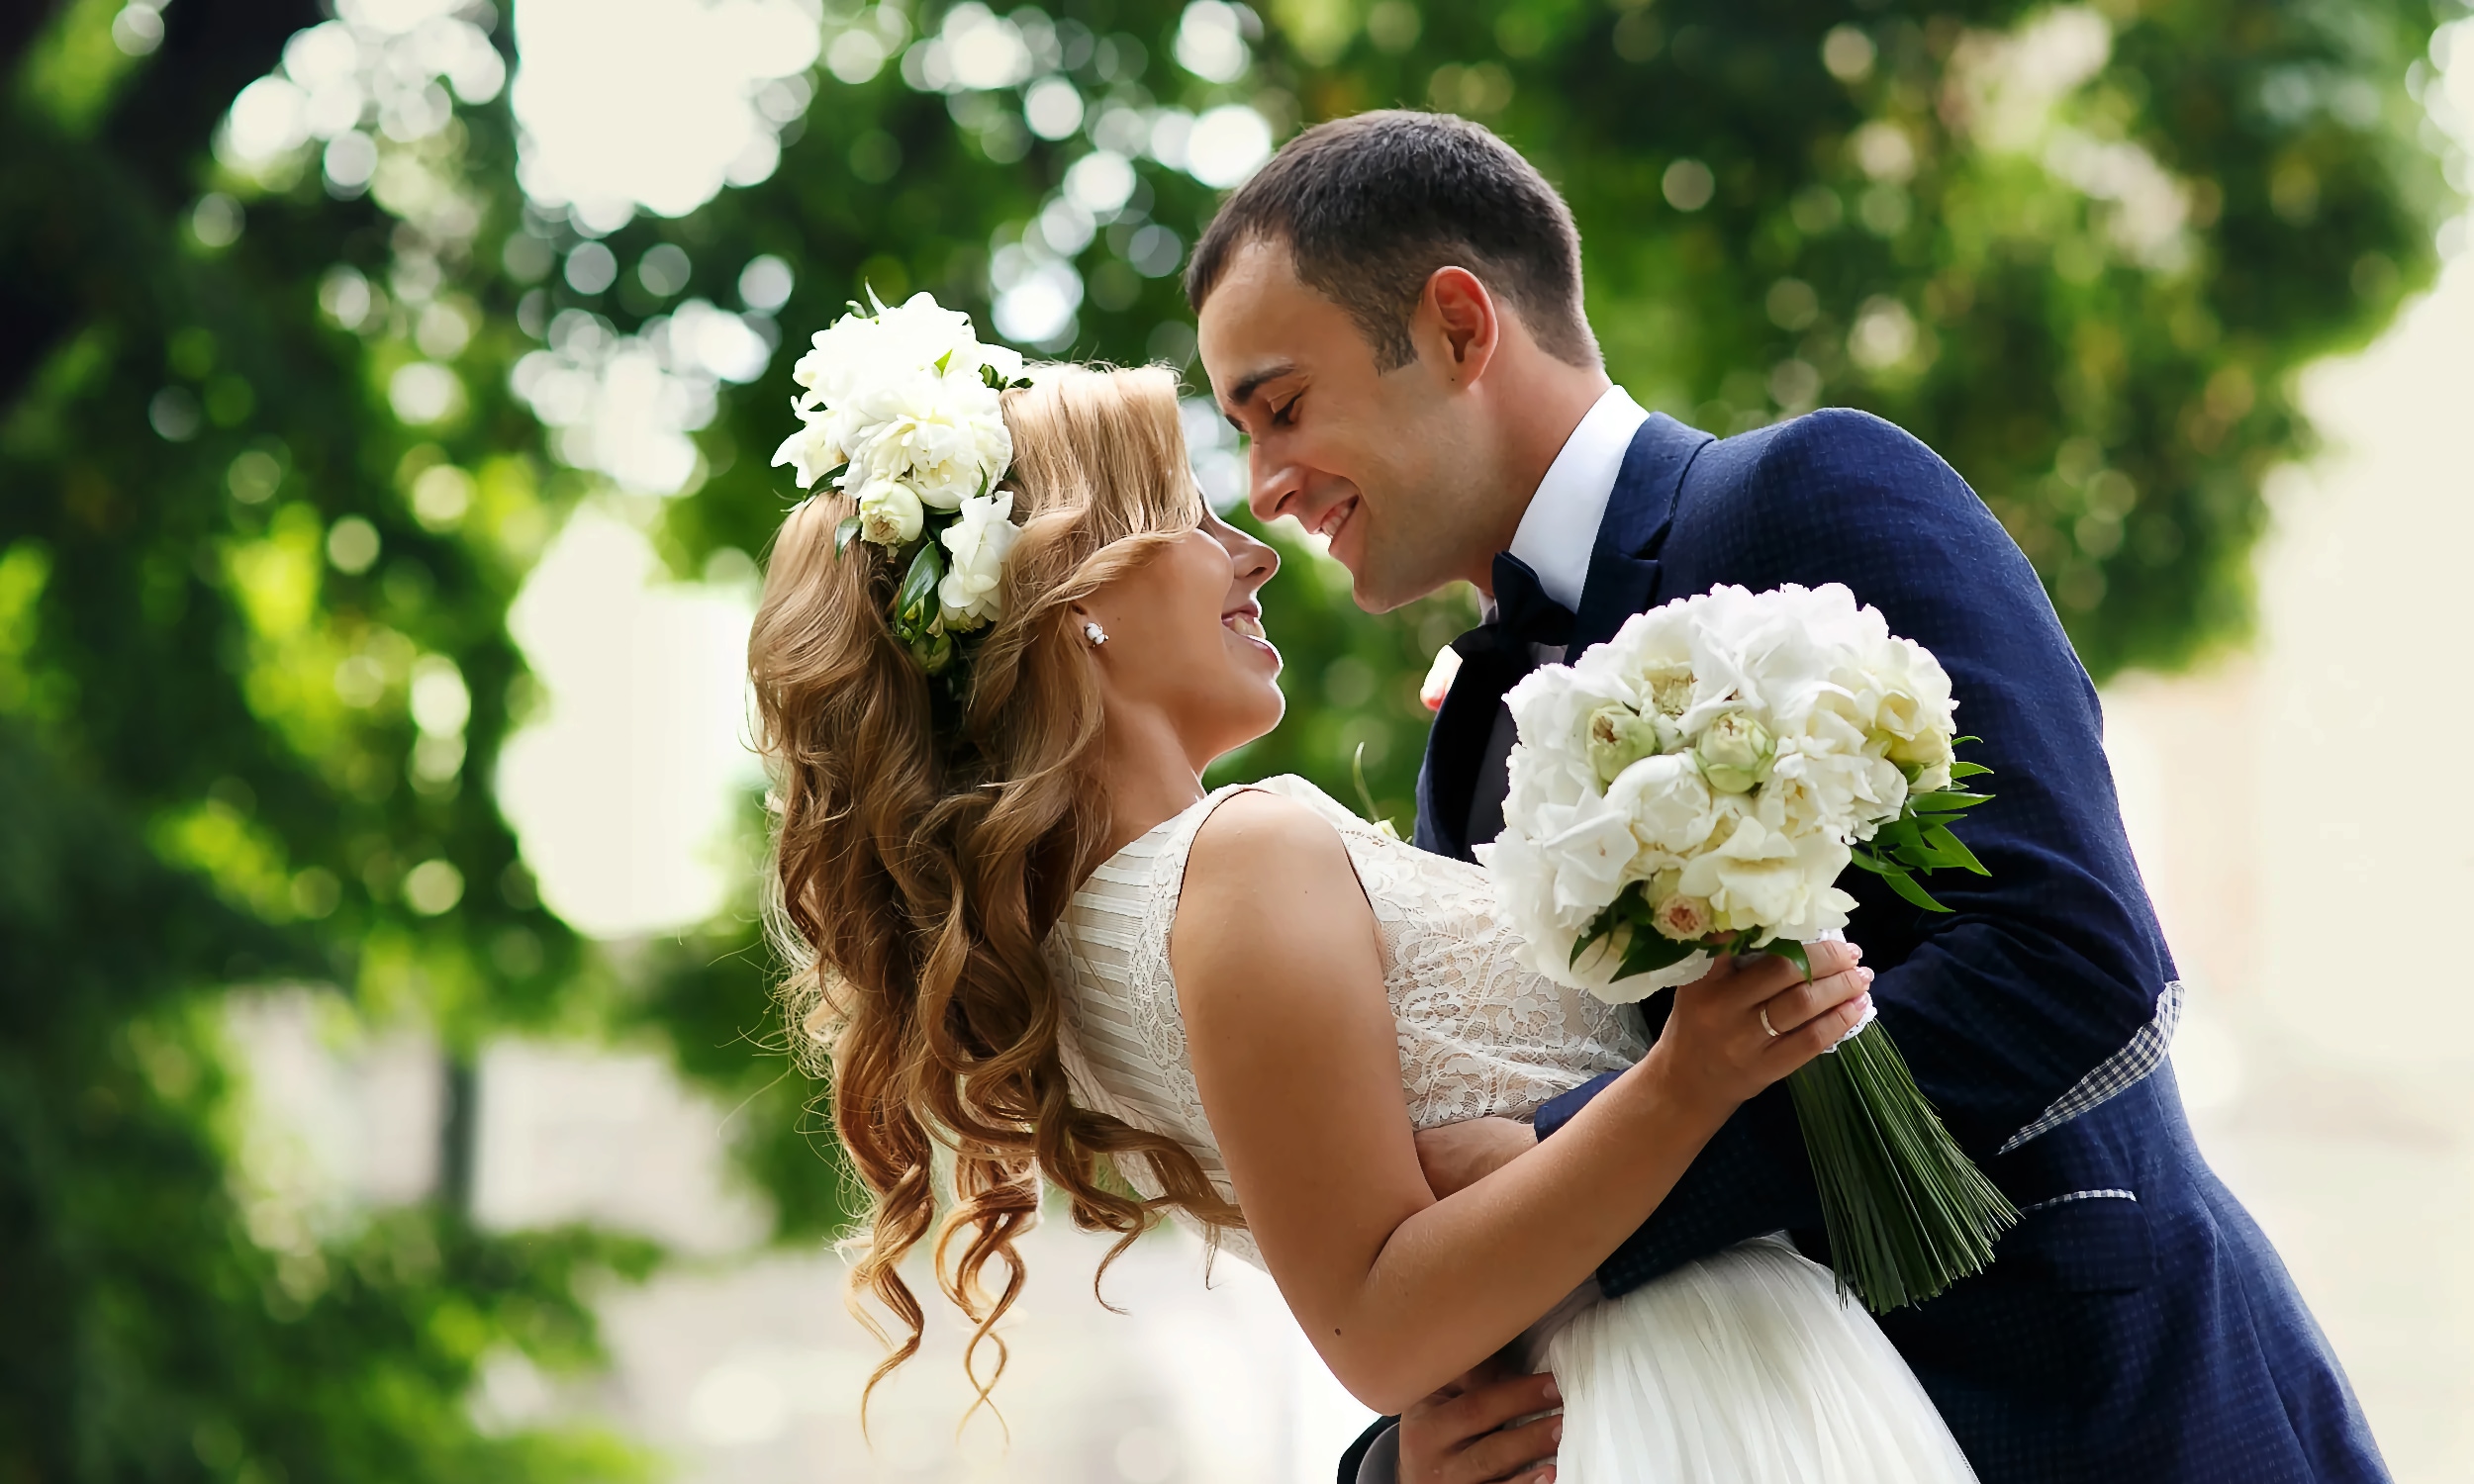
1068, 602, 1110, 651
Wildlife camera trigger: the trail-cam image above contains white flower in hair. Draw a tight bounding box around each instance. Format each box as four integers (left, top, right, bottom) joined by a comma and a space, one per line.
842, 368, 1012, 511
854, 477, 924, 547
772, 291, 1024, 536
772, 290, 1032, 672
937, 493, 1020, 630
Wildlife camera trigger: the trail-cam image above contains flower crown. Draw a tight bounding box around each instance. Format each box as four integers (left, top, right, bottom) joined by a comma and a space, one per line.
772, 290, 1034, 679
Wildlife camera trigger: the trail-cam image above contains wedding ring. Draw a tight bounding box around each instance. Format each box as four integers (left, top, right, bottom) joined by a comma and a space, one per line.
1759, 1003, 1780, 1038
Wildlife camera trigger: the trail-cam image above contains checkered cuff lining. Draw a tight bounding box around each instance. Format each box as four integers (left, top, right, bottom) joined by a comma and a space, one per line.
2017, 1188, 2139, 1213
1997, 979, 2184, 1155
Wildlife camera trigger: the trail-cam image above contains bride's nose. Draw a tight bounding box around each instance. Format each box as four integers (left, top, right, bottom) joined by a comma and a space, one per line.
1228, 522, 1279, 593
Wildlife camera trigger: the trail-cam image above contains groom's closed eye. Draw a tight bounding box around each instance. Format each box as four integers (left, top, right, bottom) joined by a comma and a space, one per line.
1223, 361, 1302, 421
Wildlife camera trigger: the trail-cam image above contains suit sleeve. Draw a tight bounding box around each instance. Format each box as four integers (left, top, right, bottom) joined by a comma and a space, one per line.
1536, 409, 2178, 1296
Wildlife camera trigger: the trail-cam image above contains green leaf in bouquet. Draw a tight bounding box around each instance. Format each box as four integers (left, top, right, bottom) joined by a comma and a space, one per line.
1761, 936, 1812, 980
1921, 823, 1990, 876
1909, 790, 1996, 814
1880, 867, 1952, 913
1570, 892, 1631, 970
1872, 816, 1927, 856
1948, 762, 1993, 780
1847, 847, 1891, 876
1614, 929, 1696, 982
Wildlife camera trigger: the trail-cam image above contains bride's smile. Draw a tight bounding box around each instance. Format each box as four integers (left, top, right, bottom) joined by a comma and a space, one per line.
1073, 506, 1287, 780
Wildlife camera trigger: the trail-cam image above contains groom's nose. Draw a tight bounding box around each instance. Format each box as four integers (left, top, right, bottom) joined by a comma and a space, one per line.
1246, 442, 1307, 527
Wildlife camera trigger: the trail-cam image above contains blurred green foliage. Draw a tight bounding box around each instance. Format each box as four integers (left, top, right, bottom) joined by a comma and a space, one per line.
0, 0, 2460, 1475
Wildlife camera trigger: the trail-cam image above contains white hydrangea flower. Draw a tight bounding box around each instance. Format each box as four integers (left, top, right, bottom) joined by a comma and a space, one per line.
937, 492, 1020, 630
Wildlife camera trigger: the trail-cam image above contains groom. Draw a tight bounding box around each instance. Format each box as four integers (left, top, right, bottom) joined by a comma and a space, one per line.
1189, 112, 2386, 1484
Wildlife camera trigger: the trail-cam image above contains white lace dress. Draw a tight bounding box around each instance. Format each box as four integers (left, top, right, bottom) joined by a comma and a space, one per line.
1049, 777, 1979, 1484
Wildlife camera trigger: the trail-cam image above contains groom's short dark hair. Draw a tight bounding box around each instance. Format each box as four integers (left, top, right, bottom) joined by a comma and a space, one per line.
1186, 111, 1597, 371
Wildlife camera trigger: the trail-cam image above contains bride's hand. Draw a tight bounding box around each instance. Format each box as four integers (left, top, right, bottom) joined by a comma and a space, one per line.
1647, 942, 1872, 1117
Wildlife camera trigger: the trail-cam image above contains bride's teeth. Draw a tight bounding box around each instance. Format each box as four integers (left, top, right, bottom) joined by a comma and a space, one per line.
1228, 614, 1266, 640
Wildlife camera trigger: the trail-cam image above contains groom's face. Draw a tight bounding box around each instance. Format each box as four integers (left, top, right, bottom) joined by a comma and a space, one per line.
1197, 239, 1490, 613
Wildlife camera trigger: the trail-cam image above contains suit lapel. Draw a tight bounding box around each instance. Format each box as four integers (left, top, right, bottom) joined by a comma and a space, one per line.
1568, 414, 1712, 655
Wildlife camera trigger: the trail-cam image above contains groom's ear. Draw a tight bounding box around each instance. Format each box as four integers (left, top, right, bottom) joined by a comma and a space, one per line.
1422, 266, 1501, 384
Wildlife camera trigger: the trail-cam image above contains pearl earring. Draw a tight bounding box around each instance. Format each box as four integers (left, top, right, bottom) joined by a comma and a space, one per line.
1084, 621, 1108, 647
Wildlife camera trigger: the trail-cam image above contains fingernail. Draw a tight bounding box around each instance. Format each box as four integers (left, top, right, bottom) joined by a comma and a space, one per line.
1859, 968, 1875, 984
1543, 1379, 1561, 1404
1551, 1420, 1565, 1445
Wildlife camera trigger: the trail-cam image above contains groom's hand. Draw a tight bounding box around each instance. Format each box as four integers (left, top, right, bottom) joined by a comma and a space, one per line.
1397, 1357, 1562, 1484
1412, 1117, 1536, 1199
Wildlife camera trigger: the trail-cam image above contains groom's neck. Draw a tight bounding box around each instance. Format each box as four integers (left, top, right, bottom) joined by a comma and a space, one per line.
1465, 347, 1613, 596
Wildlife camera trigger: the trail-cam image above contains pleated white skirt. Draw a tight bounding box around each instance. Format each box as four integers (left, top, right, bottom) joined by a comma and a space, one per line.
1538, 1237, 1979, 1484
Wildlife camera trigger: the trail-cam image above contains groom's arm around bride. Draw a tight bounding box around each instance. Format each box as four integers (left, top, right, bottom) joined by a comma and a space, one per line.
1188, 111, 2388, 1484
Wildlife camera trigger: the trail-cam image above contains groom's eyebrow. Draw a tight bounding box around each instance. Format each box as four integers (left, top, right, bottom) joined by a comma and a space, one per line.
1222, 361, 1299, 417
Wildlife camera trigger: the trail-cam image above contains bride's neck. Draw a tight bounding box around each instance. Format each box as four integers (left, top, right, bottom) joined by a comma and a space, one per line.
1094, 702, 1209, 860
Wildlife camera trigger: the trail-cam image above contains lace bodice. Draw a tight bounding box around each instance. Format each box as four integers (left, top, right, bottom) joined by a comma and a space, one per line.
1047, 777, 1647, 1266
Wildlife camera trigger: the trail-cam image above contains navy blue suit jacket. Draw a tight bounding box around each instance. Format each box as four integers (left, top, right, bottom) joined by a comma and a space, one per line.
1381, 411, 2386, 1483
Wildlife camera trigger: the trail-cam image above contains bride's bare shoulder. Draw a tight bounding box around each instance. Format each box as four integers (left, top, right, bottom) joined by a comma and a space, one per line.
1186, 787, 1353, 885
1175, 788, 1372, 960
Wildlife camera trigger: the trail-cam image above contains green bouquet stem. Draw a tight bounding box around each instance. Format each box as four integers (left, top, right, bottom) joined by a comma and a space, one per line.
1783, 1018, 2017, 1313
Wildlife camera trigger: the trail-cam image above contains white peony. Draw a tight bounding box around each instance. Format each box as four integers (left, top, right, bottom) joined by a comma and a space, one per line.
788, 292, 1022, 411
1604, 752, 1724, 863
772, 407, 845, 490
937, 493, 1020, 630
772, 292, 1024, 516
854, 478, 924, 547
842, 370, 1012, 510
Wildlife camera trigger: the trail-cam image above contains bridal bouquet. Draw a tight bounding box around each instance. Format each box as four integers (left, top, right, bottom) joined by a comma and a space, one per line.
1481, 583, 2016, 1312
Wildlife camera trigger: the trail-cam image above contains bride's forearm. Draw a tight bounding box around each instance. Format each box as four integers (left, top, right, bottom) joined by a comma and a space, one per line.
1316, 1048, 1731, 1411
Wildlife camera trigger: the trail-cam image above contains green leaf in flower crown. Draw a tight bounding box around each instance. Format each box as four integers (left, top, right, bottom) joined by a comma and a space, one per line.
834, 516, 861, 553
896, 541, 944, 631
910, 627, 956, 675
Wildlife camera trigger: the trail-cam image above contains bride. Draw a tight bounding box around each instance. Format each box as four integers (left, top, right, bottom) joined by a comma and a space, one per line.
752, 361, 1979, 1483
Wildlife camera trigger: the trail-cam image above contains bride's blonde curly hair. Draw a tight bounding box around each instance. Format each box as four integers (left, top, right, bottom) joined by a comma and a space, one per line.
750, 363, 1242, 1416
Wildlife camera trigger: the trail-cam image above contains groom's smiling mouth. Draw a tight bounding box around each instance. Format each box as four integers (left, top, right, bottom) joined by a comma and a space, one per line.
1311, 496, 1358, 546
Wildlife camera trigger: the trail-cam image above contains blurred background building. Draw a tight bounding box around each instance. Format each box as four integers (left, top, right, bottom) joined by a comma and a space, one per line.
4, 0, 2470, 1480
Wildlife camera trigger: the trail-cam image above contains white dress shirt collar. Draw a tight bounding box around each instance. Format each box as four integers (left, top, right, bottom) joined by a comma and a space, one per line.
1505, 385, 1652, 613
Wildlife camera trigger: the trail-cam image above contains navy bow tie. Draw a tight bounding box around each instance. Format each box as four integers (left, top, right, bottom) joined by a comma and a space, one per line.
1453, 552, 1574, 664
